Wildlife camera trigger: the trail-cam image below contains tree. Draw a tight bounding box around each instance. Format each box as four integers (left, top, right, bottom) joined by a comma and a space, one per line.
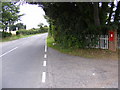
44, 25, 48, 27
9, 25, 16, 31
114, 1, 120, 34
114, 1, 120, 24
0, 2, 23, 32
38, 23, 44, 28
107, 2, 114, 24
44, 15, 53, 36
93, 2, 100, 26
99, 2, 109, 25
30, 2, 119, 48
16, 23, 26, 30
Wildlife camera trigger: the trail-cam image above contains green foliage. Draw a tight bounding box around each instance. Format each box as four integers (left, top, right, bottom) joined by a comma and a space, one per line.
38, 23, 44, 28
9, 25, 16, 31
16, 23, 26, 30
8, 23, 26, 31
0, 31, 12, 38
47, 36, 118, 60
39, 2, 119, 49
16, 28, 48, 35
0, 2, 23, 31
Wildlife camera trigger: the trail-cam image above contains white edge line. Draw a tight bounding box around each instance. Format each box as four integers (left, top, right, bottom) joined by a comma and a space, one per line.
42, 72, 46, 83
43, 61, 47, 67
0, 47, 18, 57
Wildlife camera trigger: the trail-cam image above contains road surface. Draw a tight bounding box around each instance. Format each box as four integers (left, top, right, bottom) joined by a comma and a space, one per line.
0, 33, 118, 89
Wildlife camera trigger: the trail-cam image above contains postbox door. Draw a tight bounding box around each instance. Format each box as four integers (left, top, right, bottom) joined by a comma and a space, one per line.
109, 31, 114, 41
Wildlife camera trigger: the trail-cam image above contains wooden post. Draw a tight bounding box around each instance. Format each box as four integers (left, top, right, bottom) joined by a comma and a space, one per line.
108, 30, 118, 51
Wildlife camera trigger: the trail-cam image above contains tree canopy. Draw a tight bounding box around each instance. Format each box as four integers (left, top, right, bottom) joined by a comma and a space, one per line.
0, 2, 23, 31
16, 23, 26, 30
19, 2, 120, 48
33, 2, 119, 48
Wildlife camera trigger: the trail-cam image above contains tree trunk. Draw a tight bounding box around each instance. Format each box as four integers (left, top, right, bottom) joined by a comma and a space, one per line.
93, 2, 100, 26
49, 20, 52, 36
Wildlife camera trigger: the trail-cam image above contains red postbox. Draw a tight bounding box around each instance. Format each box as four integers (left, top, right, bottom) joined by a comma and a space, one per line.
109, 31, 114, 41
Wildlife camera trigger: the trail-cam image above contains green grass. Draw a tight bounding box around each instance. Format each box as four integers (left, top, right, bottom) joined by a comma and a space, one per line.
47, 36, 73, 52
0, 34, 41, 42
47, 36, 118, 60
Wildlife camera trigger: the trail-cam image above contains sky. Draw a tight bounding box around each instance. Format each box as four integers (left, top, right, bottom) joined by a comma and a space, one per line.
18, 3, 49, 30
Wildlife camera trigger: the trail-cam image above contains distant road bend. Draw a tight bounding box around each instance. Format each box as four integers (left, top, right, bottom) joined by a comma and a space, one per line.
0, 33, 118, 88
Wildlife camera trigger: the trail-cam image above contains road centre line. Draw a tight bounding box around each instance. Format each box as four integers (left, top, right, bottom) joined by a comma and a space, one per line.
0, 47, 18, 58
92, 73, 95, 76
44, 54, 47, 59
43, 61, 47, 67
45, 45, 47, 53
45, 39, 47, 52
42, 72, 46, 83
45, 38, 47, 46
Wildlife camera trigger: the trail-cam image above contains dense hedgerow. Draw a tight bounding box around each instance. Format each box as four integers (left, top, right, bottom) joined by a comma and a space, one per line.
16, 28, 48, 35
0, 27, 48, 39
50, 24, 117, 48
0, 31, 12, 39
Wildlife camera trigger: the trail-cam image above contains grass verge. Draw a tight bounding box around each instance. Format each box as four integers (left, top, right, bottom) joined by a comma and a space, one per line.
47, 36, 118, 60
0, 33, 42, 42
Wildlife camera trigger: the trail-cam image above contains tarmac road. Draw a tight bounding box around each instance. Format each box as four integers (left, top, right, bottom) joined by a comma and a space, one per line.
0, 33, 118, 89
47, 48, 118, 88
1, 33, 49, 88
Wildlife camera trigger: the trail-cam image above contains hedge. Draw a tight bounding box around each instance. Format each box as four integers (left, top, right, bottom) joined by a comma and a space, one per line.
16, 28, 48, 35
0, 31, 12, 39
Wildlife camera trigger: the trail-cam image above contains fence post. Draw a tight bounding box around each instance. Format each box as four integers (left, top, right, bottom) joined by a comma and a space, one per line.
108, 30, 118, 51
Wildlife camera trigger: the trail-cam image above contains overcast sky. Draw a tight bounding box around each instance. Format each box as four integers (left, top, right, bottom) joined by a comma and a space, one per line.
19, 3, 49, 30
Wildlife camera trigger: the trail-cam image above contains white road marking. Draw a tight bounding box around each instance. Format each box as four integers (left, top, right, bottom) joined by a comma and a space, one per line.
42, 72, 46, 83
45, 45, 47, 52
45, 38, 47, 53
43, 61, 47, 67
44, 54, 47, 59
0, 47, 18, 57
92, 73, 95, 76
45, 38, 47, 45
